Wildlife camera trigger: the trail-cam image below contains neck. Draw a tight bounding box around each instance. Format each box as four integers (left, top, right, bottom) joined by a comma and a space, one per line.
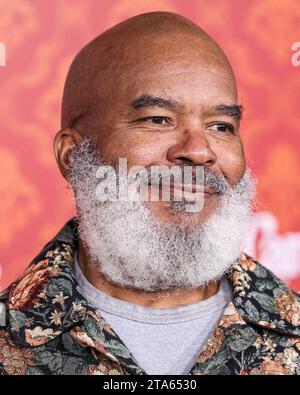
77, 239, 220, 308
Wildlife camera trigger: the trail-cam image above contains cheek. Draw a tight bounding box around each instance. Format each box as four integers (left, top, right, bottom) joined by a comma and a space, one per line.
213, 140, 246, 184
99, 132, 169, 167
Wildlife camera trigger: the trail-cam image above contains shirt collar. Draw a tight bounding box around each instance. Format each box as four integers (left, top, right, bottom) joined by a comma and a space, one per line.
231, 252, 300, 336
6, 218, 300, 353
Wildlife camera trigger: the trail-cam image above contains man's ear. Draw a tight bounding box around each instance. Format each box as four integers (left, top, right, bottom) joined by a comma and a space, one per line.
53, 128, 82, 179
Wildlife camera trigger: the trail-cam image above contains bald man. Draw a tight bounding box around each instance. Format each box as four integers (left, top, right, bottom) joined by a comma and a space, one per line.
0, 12, 300, 376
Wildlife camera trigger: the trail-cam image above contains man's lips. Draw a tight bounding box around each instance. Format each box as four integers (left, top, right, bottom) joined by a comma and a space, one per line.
147, 182, 217, 202
169, 184, 215, 194
170, 184, 216, 202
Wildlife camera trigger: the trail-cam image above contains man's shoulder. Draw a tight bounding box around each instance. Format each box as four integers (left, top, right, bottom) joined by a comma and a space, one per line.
0, 219, 85, 375
0, 264, 87, 375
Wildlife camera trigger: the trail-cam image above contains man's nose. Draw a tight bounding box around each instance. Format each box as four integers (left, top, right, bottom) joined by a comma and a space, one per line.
166, 130, 217, 167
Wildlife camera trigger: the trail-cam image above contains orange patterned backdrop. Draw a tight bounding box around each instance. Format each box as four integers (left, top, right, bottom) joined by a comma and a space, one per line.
0, 0, 300, 291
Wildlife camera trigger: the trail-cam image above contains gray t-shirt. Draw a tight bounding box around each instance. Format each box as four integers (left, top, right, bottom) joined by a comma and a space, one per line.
74, 253, 232, 375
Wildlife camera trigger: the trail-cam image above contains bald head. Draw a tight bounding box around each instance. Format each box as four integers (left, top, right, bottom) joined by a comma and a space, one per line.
61, 11, 236, 132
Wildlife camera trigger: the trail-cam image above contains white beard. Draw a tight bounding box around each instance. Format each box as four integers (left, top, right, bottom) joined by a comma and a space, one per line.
67, 138, 255, 292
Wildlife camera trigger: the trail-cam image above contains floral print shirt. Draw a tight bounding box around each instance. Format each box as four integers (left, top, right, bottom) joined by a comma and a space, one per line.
0, 218, 300, 375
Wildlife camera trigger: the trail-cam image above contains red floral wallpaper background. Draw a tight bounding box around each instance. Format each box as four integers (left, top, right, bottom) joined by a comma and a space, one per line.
0, 0, 300, 291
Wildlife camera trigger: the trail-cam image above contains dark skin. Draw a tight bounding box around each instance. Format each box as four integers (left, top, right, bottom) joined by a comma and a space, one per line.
54, 12, 246, 308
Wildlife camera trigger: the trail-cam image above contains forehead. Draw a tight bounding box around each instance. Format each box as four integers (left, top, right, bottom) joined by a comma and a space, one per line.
62, 24, 238, 130
89, 34, 238, 117
114, 60, 237, 112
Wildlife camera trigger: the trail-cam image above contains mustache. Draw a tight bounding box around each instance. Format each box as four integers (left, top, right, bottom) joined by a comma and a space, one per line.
136, 167, 230, 195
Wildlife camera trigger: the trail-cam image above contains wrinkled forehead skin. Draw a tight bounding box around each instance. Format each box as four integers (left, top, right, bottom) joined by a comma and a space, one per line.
61, 11, 237, 136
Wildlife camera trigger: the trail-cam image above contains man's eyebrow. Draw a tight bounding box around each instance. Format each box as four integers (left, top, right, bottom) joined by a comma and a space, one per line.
214, 104, 244, 120
129, 96, 243, 120
130, 95, 181, 111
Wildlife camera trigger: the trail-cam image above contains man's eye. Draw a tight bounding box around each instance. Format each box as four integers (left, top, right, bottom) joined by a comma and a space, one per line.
143, 116, 169, 125
209, 123, 234, 133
